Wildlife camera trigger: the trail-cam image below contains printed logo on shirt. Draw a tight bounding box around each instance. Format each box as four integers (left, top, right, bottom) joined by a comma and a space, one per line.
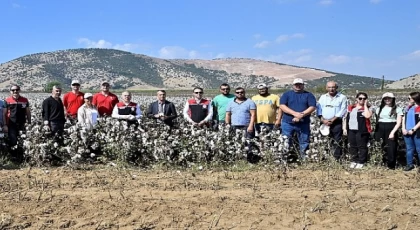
203, 104, 207, 109
254, 100, 273, 105
21, 104, 26, 109
131, 107, 135, 111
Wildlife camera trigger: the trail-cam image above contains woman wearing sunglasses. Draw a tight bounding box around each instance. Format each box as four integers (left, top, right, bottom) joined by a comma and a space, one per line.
343, 92, 373, 169
402, 92, 420, 171
374, 92, 403, 170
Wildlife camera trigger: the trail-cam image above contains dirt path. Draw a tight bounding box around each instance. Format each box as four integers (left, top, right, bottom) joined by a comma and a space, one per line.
0, 166, 419, 229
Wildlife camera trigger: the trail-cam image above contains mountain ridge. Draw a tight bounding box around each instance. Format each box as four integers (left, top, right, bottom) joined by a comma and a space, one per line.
0, 48, 393, 91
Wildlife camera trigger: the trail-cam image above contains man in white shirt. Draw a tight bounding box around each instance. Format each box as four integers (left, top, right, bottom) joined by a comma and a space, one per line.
317, 81, 348, 160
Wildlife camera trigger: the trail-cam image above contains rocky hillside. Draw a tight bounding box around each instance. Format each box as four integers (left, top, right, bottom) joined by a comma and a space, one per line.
0, 48, 388, 91
385, 74, 420, 89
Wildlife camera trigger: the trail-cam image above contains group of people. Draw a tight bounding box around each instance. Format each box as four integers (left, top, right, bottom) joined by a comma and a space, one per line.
0, 79, 419, 171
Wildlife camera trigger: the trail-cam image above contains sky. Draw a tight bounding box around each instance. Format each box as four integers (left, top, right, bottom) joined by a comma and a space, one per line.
1, 0, 419, 80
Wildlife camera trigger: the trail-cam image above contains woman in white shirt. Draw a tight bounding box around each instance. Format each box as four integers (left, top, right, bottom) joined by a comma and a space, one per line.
77, 93, 99, 130
374, 92, 403, 170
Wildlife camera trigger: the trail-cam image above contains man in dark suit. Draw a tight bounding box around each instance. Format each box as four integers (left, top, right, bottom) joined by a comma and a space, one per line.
147, 90, 178, 127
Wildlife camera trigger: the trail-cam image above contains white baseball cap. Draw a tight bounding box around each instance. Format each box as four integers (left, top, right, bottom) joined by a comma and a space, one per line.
293, 78, 304, 85
382, 92, 395, 99
319, 124, 330, 136
71, 80, 80, 85
84, 93, 93, 99
257, 83, 268, 89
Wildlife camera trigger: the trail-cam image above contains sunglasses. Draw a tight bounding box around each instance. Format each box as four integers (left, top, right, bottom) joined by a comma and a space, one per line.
72, 84, 80, 86
358, 97, 367, 100
11, 89, 20, 92
220, 88, 230, 91
194, 92, 203, 94
235, 91, 245, 94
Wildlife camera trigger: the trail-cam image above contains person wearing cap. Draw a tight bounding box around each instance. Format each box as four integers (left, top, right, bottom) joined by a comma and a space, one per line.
212, 83, 235, 130
373, 92, 403, 170
401, 92, 420, 171
77, 93, 99, 130
42, 85, 66, 138
316, 81, 348, 161
343, 92, 373, 169
112, 91, 142, 125
252, 83, 281, 134
183, 87, 213, 127
146, 90, 178, 128
279, 78, 316, 160
92, 81, 119, 117
5, 84, 31, 162
63, 80, 84, 121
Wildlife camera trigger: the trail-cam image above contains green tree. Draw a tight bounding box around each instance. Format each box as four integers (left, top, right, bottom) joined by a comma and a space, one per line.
44, 81, 62, 92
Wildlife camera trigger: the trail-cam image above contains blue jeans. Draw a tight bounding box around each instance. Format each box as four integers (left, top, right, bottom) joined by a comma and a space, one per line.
404, 135, 420, 167
281, 121, 310, 157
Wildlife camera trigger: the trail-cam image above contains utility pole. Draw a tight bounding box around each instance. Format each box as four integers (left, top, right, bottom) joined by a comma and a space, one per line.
381, 75, 385, 91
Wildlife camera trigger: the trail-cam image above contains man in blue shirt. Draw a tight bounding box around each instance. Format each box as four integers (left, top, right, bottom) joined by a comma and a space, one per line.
280, 78, 316, 160
317, 81, 348, 161
226, 87, 256, 138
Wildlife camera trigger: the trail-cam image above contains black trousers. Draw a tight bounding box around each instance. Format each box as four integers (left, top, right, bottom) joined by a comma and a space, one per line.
374, 122, 398, 169
327, 120, 343, 160
8, 122, 25, 147
348, 130, 370, 164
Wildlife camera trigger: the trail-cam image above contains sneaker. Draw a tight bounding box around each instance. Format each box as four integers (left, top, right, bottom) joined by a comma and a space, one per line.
349, 162, 357, 169
403, 165, 414, 171
355, 163, 364, 169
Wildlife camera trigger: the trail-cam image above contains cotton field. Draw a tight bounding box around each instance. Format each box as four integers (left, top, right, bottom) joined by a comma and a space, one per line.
0, 91, 409, 168
2, 91, 420, 230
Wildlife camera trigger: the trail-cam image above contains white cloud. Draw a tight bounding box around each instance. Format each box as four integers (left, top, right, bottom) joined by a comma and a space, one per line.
12, 3, 21, 8
325, 55, 351, 64
158, 46, 200, 59
319, 0, 333, 5
78, 38, 142, 52
402, 50, 420, 60
260, 49, 313, 64
370, 0, 382, 4
215, 53, 226, 59
253, 34, 262, 39
275, 33, 305, 43
254, 41, 270, 48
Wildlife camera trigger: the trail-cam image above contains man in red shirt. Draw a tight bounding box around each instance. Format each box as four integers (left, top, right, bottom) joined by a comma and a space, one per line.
63, 80, 84, 121
5, 84, 31, 163
92, 81, 119, 117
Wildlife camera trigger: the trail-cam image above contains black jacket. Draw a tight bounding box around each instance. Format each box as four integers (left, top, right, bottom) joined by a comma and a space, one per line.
146, 100, 177, 127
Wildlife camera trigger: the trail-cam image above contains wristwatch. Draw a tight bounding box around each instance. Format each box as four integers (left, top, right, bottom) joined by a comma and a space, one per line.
411, 129, 416, 132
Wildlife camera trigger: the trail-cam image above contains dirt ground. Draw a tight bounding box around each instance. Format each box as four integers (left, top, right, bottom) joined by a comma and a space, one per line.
1, 165, 420, 230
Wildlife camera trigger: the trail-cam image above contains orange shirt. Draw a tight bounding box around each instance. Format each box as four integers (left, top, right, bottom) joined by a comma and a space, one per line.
63, 91, 84, 117
92, 92, 119, 116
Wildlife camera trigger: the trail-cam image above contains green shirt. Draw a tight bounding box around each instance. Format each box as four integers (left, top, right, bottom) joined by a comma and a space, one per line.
376, 106, 403, 122
212, 94, 235, 121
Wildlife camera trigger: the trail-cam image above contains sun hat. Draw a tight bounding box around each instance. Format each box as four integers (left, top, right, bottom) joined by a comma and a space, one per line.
84, 93, 93, 99
293, 78, 304, 85
382, 92, 395, 99
319, 124, 330, 136
257, 83, 268, 89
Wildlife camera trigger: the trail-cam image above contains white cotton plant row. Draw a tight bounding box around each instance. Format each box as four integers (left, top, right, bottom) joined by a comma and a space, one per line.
0, 92, 407, 167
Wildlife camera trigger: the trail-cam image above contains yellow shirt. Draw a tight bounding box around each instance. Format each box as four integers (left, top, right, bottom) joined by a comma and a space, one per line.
252, 94, 280, 124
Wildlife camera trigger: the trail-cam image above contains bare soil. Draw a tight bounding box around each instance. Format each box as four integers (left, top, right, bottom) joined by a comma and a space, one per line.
1, 166, 419, 229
